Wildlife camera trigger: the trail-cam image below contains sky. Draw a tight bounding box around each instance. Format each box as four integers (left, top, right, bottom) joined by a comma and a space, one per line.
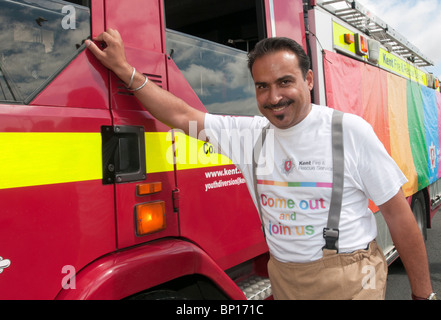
356, 0, 441, 79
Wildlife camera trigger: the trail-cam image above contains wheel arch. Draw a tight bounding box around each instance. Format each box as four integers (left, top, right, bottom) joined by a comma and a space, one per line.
55, 238, 246, 300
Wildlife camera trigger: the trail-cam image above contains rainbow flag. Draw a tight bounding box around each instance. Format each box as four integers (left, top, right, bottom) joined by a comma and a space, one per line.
323, 50, 441, 198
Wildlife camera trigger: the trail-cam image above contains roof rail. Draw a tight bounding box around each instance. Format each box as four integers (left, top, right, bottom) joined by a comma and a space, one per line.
315, 0, 434, 67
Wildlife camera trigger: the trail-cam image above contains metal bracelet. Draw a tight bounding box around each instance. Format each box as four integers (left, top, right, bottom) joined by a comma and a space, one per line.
126, 67, 136, 89
130, 74, 148, 92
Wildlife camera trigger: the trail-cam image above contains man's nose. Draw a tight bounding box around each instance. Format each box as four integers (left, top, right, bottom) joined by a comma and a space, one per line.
268, 86, 282, 105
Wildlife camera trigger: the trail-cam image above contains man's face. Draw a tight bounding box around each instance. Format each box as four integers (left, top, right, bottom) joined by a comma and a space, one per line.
251, 50, 313, 129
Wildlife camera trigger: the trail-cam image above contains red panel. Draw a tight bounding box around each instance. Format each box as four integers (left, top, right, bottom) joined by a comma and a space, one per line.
91, 0, 105, 38
0, 181, 115, 299
109, 47, 169, 130
31, 50, 109, 110
114, 172, 179, 249
104, 1, 179, 249
177, 165, 268, 270
0, 104, 111, 133
0, 102, 114, 299
105, 0, 163, 53
265, 0, 306, 50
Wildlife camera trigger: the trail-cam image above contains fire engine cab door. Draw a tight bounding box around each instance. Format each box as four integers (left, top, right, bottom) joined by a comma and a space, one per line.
104, 0, 179, 249
0, 0, 115, 299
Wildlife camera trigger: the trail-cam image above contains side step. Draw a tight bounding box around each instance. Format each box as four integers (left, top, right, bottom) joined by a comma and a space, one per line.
237, 275, 272, 300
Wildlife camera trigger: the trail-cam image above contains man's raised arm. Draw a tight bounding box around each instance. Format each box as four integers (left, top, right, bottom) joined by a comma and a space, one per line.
86, 29, 206, 137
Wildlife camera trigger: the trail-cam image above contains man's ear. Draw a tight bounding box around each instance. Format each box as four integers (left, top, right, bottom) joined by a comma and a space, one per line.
306, 69, 314, 91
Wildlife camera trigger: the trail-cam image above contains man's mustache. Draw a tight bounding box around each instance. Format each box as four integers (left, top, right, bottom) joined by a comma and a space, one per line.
264, 99, 294, 109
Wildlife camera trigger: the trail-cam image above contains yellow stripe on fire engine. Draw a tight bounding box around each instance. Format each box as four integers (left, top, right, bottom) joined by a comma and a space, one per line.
0, 132, 102, 190
145, 131, 232, 173
145, 132, 174, 173
333, 21, 359, 56
333, 21, 427, 86
173, 132, 232, 170
0, 131, 232, 190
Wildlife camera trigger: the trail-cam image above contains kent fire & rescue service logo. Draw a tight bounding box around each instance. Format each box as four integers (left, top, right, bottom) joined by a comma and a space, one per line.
281, 158, 294, 176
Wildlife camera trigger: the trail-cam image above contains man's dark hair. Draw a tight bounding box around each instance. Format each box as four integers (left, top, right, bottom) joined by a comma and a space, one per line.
247, 37, 311, 79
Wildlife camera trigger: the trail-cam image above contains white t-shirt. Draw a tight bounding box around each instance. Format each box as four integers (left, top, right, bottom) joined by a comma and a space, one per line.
204, 104, 407, 263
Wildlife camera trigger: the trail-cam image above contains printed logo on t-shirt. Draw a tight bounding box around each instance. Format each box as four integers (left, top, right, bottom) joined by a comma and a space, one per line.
281, 157, 294, 176
298, 159, 332, 172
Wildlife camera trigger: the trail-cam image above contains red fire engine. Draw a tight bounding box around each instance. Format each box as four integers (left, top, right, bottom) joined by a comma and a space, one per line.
0, 0, 439, 300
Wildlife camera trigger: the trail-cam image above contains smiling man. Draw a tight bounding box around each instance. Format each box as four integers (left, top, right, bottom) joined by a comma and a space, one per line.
86, 31, 434, 300
250, 43, 313, 129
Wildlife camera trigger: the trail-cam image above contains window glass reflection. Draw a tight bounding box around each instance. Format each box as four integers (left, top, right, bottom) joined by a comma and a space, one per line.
0, 0, 90, 103
166, 29, 258, 116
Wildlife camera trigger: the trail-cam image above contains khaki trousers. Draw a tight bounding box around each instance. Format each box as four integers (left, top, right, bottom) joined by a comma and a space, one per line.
267, 240, 387, 300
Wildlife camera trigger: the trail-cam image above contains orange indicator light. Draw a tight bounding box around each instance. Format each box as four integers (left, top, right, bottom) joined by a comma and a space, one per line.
137, 182, 162, 196
344, 33, 354, 44
135, 201, 166, 236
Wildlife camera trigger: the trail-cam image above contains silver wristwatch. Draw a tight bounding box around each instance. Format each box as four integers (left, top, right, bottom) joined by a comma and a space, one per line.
427, 292, 437, 300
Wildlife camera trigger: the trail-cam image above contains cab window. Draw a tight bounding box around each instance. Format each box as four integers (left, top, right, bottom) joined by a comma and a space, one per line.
165, 0, 266, 116
0, 0, 91, 104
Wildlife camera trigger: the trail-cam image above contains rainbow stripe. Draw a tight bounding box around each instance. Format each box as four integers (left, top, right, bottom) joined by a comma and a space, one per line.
258, 180, 333, 188
324, 50, 441, 197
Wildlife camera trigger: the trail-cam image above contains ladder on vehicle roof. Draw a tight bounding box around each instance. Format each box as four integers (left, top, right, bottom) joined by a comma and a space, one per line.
315, 0, 434, 67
